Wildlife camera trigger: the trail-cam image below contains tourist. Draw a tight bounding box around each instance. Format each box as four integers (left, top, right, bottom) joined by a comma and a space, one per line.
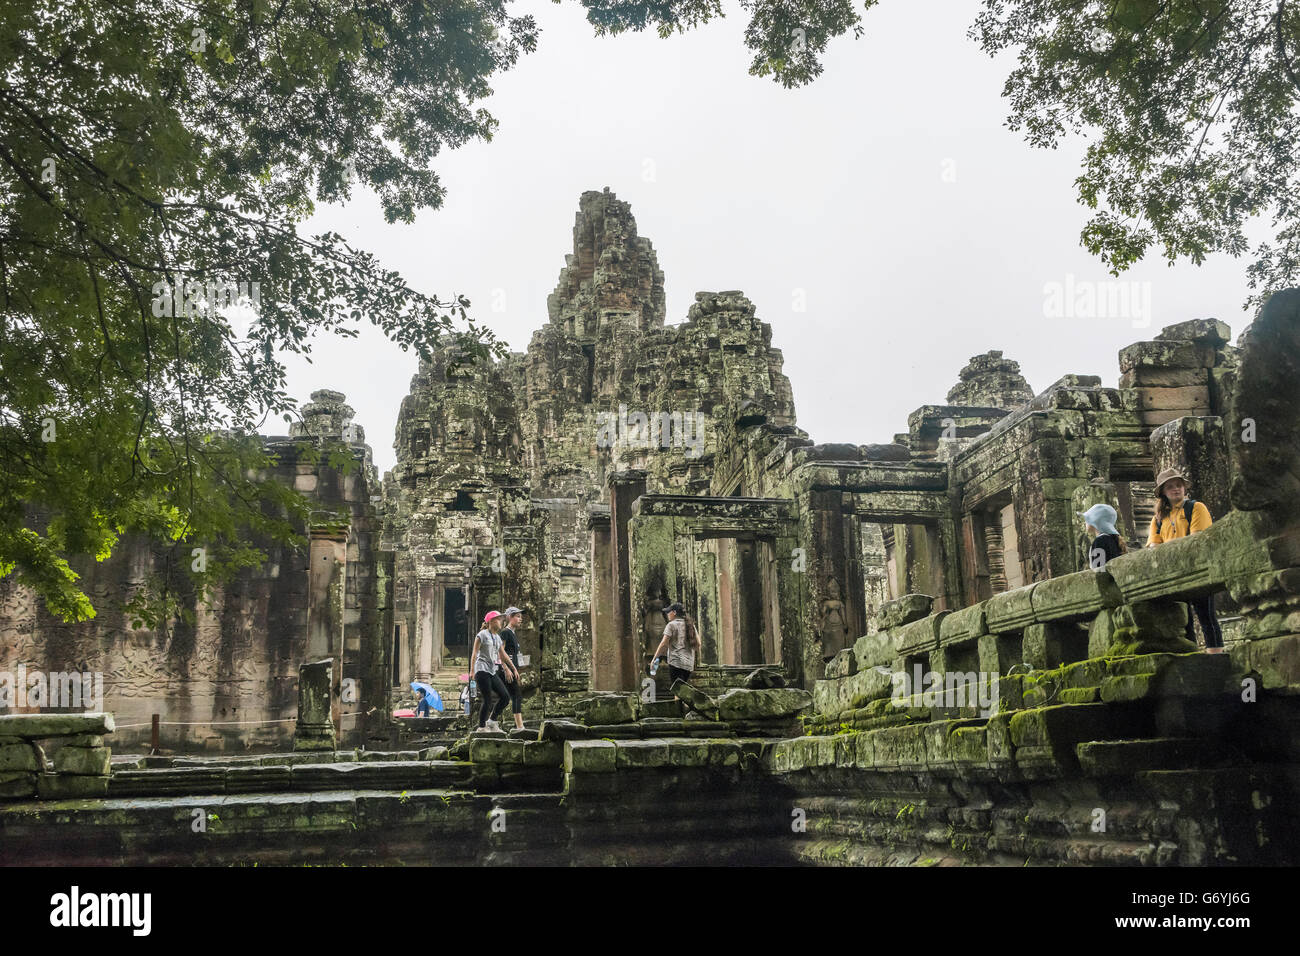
1146, 468, 1224, 653
651, 602, 701, 688
499, 606, 526, 731
1079, 502, 1127, 567
414, 687, 432, 718
471, 610, 518, 731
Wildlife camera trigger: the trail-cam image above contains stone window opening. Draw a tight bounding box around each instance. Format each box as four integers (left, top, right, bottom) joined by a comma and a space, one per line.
449, 489, 476, 512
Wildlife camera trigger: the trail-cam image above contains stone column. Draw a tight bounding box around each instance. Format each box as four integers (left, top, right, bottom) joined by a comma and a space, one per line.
608, 470, 647, 692
415, 581, 436, 681
588, 510, 617, 690
294, 658, 336, 751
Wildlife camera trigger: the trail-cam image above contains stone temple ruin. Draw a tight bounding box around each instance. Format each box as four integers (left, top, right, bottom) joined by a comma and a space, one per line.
3, 188, 1300, 866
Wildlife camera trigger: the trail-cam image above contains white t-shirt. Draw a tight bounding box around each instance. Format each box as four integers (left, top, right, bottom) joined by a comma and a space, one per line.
474, 629, 502, 676
663, 618, 695, 671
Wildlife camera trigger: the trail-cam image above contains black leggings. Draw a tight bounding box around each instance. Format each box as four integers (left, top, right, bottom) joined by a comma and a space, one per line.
501, 673, 522, 715
475, 672, 510, 726
1187, 594, 1224, 649
669, 666, 692, 683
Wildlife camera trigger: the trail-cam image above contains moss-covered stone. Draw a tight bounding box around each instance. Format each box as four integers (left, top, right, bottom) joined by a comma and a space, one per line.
563, 740, 617, 774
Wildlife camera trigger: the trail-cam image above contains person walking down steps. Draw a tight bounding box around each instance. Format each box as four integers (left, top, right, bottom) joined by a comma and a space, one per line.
651, 602, 702, 696
470, 610, 518, 731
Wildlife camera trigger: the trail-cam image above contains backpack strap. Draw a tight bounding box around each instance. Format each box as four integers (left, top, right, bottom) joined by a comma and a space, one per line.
1156, 499, 1196, 536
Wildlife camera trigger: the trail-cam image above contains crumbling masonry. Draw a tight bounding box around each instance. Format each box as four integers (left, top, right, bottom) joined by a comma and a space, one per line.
3, 190, 1300, 866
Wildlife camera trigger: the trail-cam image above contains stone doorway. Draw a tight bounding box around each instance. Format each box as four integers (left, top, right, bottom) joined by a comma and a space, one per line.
443, 586, 468, 651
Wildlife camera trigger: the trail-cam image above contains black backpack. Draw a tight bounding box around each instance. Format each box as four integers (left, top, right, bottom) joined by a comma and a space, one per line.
1156, 499, 1195, 536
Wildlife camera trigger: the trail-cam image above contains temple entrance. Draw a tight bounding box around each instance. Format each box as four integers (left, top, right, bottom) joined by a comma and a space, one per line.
443, 587, 468, 650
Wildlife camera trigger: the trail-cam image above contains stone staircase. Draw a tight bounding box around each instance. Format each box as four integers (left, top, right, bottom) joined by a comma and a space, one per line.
428, 655, 470, 712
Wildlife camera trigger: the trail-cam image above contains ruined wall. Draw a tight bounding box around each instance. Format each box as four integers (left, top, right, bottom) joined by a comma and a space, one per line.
0, 390, 387, 753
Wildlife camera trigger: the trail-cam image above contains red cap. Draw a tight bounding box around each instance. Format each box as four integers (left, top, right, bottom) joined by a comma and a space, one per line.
483, 610, 502, 624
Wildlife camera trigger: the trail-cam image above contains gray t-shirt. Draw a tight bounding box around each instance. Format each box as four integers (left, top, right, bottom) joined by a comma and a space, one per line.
474, 629, 502, 676
664, 618, 695, 672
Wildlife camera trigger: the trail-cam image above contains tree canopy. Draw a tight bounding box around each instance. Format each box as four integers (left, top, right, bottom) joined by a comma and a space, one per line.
0, 0, 536, 621
578, 0, 1300, 308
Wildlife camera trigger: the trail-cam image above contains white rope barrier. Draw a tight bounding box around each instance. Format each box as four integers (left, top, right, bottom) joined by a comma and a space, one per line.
113, 717, 298, 729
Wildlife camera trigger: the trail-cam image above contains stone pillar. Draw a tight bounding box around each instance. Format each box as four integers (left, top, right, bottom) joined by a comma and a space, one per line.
1150, 416, 1230, 523
294, 658, 336, 751
608, 470, 647, 692
415, 581, 436, 681
588, 510, 617, 690
307, 530, 347, 660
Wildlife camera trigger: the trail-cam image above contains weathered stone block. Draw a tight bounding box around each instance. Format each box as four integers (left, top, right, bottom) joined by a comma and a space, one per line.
0, 771, 37, 799
667, 740, 711, 768
1118, 340, 1215, 373
812, 666, 893, 716
1119, 366, 1208, 389
707, 739, 742, 767
743, 666, 785, 688
521, 741, 562, 767
878, 593, 935, 630
824, 648, 858, 679
1134, 386, 1212, 412
563, 740, 617, 774
1237, 633, 1300, 691
986, 583, 1039, 633
469, 737, 525, 765
37, 773, 109, 799
1030, 570, 1123, 623
573, 692, 639, 726
716, 687, 812, 721
52, 746, 110, 776
940, 603, 988, 645
870, 724, 928, 771
853, 630, 895, 670
0, 742, 40, 772
894, 612, 949, 655
0, 713, 115, 738
672, 681, 719, 719
1022, 621, 1089, 669
1155, 318, 1232, 346
615, 739, 670, 769
538, 719, 589, 741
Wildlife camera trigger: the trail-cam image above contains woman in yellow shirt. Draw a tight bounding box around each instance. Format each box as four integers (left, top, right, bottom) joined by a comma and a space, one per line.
1146, 468, 1223, 652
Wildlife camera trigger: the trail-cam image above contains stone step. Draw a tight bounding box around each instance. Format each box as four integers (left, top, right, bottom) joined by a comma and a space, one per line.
1076, 737, 1233, 776
642, 699, 685, 718
107, 759, 472, 797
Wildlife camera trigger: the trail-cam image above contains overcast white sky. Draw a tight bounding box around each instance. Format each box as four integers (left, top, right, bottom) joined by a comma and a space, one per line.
291, 0, 1253, 475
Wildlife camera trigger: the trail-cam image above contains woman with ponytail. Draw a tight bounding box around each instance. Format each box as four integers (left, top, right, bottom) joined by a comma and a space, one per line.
651, 602, 702, 685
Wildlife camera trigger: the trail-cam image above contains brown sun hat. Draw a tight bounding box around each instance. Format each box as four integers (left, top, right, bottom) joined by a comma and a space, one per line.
1154, 468, 1189, 494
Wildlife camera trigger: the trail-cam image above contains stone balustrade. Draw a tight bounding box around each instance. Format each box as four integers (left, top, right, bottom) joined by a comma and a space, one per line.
812, 505, 1299, 736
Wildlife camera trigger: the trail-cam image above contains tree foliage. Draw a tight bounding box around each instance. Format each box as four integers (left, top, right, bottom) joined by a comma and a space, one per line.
0, 0, 537, 620
579, 0, 1300, 307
